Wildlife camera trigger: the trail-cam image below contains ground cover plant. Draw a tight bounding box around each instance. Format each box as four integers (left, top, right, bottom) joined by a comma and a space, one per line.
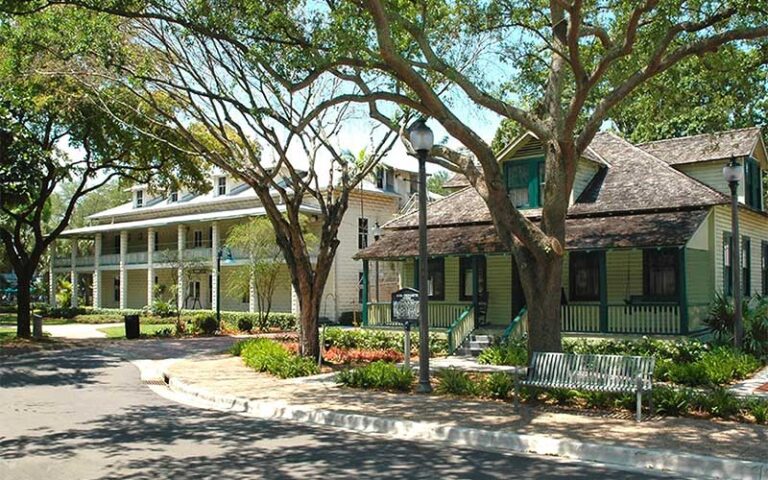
98, 323, 177, 339
336, 361, 414, 392
231, 338, 318, 379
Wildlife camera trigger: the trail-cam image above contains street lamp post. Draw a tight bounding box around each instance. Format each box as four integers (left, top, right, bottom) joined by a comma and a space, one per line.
409, 119, 434, 394
723, 156, 744, 349
216, 247, 234, 327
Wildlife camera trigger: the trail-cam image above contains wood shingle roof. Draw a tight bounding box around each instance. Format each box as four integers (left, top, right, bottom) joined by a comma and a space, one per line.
637, 127, 762, 166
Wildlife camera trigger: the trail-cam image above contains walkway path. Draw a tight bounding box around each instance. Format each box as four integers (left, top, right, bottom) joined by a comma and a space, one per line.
42, 322, 120, 339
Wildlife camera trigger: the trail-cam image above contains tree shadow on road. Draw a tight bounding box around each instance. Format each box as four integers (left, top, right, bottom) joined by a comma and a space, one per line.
0, 398, 668, 480
0, 348, 120, 388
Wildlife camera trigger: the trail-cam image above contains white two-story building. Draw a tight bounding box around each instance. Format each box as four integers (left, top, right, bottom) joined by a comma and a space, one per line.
50, 161, 434, 321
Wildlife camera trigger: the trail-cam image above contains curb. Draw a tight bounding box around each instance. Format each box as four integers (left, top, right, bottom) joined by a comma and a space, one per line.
162, 372, 768, 480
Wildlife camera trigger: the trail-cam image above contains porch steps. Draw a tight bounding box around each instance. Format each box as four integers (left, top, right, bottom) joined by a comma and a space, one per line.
454, 334, 495, 356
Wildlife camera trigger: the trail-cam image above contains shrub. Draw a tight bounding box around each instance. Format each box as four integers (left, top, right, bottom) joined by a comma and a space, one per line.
480, 372, 514, 400
336, 361, 414, 391
697, 387, 741, 418
149, 299, 176, 318
435, 368, 477, 396
653, 386, 694, 416
237, 317, 253, 333
191, 313, 219, 335
236, 338, 319, 378
661, 361, 709, 387
323, 328, 448, 356
578, 391, 615, 409
219, 312, 296, 332
477, 338, 527, 366
153, 327, 175, 338
545, 388, 579, 406
747, 398, 768, 424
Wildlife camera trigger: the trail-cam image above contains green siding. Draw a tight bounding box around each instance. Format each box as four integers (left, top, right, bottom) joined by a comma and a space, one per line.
686, 247, 713, 330
486, 256, 513, 325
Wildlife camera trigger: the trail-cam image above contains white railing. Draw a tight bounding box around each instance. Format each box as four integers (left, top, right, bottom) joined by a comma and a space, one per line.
447, 305, 475, 354
561, 304, 601, 333
366, 301, 472, 329
561, 303, 682, 334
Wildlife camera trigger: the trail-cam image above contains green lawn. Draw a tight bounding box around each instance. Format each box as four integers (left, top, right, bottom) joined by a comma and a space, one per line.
98, 323, 176, 339
0, 313, 73, 326
0, 327, 15, 344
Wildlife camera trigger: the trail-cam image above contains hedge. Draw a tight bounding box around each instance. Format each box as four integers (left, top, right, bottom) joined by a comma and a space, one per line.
323, 327, 448, 356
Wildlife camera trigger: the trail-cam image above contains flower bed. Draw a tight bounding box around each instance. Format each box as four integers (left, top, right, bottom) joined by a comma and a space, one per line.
231, 338, 318, 378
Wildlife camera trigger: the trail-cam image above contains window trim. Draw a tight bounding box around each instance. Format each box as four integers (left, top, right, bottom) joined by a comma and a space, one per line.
459, 256, 487, 301
169, 191, 178, 202
643, 248, 679, 299
358, 218, 369, 249
503, 156, 545, 209
193, 230, 203, 248
217, 176, 227, 196
569, 251, 601, 302
135, 190, 144, 208
427, 257, 445, 301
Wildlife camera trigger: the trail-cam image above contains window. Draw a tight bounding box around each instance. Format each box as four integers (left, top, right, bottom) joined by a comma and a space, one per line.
113, 235, 120, 254
113, 277, 120, 302
154, 231, 159, 251
743, 236, 751, 296
135, 190, 144, 208
427, 258, 445, 300
358, 272, 364, 303
217, 176, 227, 196
358, 218, 369, 249
504, 158, 545, 209
724, 232, 733, 295
154, 276, 159, 285
375, 168, 394, 191
193, 230, 203, 248
459, 256, 487, 301
762, 242, 768, 295
643, 248, 679, 298
569, 251, 601, 301
744, 158, 762, 210
189, 281, 201, 302
170, 191, 178, 202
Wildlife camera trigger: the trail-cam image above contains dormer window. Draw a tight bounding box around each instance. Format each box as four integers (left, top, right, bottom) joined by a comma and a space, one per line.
169, 191, 178, 203
504, 158, 545, 209
217, 176, 227, 196
375, 168, 394, 192
135, 190, 144, 208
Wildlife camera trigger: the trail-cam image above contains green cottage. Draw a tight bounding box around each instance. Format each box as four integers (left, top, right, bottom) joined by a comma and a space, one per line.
355, 127, 768, 353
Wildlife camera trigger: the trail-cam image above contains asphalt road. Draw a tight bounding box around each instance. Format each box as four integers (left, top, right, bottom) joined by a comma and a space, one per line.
0, 347, 683, 480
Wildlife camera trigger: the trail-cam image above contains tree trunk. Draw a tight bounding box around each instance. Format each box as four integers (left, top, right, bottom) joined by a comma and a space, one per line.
297, 287, 321, 359
517, 249, 564, 355
16, 273, 32, 338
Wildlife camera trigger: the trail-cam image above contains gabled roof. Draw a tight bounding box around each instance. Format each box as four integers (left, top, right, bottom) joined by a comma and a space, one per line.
637, 127, 763, 166
384, 131, 727, 230
568, 132, 727, 215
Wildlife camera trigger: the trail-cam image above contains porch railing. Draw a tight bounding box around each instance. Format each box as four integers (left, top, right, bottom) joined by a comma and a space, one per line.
447, 305, 475, 355
561, 303, 684, 335
501, 307, 528, 342
366, 301, 472, 330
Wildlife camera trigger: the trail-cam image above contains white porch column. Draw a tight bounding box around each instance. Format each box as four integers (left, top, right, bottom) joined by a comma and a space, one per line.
48, 260, 56, 308
93, 233, 101, 309
248, 270, 257, 313
177, 224, 185, 310
119, 230, 128, 309
291, 283, 301, 316
147, 227, 155, 307
211, 221, 219, 311
70, 237, 78, 308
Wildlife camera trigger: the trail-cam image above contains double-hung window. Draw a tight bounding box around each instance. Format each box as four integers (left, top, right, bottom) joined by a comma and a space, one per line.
744, 158, 762, 211
569, 251, 601, 301
644, 248, 679, 299
193, 230, 203, 248
358, 218, 369, 249
170, 191, 178, 202
427, 258, 445, 300
113, 277, 120, 302
217, 176, 227, 196
504, 158, 545, 209
135, 190, 144, 208
459, 256, 487, 301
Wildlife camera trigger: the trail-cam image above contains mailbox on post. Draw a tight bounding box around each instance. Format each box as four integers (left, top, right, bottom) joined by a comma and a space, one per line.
391, 288, 420, 368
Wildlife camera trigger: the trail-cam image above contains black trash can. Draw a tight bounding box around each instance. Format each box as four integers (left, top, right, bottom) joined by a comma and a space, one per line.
124, 314, 140, 339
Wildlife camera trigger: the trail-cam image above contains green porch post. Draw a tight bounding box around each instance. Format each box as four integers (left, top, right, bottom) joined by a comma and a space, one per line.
679, 248, 689, 335
599, 251, 608, 333
362, 260, 369, 326
471, 256, 479, 326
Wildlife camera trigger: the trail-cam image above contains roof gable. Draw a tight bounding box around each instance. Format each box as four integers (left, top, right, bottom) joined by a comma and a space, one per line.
637, 127, 764, 166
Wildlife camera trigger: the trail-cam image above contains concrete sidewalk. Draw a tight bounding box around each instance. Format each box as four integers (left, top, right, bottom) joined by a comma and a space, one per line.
160, 354, 768, 479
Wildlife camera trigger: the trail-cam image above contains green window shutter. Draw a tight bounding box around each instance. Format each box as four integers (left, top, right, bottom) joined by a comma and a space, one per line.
723, 232, 733, 296
743, 236, 751, 296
